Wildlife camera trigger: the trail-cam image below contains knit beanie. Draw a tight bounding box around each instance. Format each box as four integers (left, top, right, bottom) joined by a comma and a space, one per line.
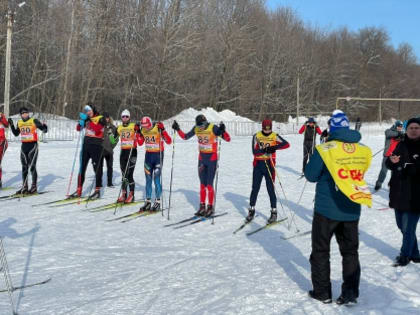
329, 110, 349, 133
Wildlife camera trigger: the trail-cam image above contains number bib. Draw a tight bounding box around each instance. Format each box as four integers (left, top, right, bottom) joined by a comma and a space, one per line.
141, 125, 161, 152
117, 123, 136, 149
85, 115, 104, 139
194, 123, 216, 153
17, 118, 38, 143
255, 131, 277, 160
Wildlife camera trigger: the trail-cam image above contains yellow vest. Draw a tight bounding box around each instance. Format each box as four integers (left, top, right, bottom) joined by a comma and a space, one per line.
17, 118, 38, 143
255, 131, 277, 160
117, 123, 136, 149
316, 140, 372, 207
194, 123, 216, 153
141, 124, 161, 152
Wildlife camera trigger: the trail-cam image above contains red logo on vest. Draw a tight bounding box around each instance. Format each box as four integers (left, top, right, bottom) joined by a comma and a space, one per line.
337, 169, 364, 181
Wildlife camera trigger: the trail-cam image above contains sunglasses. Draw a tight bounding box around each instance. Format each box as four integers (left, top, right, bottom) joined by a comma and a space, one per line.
121, 115, 130, 118
21, 111, 29, 114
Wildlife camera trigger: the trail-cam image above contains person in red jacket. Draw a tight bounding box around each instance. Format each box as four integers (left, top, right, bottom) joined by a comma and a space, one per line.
71, 104, 106, 199
299, 117, 322, 174
0, 112, 9, 188
137, 116, 172, 211
172, 115, 230, 217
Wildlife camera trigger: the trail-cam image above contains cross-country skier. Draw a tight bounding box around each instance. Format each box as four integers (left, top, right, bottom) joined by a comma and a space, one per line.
109, 110, 140, 203
8, 107, 48, 194
299, 117, 322, 174
70, 104, 106, 199
138, 116, 172, 211
102, 112, 117, 187
172, 114, 230, 217
246, 119, 290, 224
0, 112, 10, 188
374, 120, 404, 191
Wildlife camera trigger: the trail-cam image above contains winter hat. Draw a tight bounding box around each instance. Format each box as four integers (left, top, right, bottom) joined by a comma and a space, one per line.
406, 117, 420, 128
19, 107, 29, 114
141, 116, 152, 129
121, 109, 130, 118
195, 114, 207, 127
103, 112, 110, 118
308, 117, 315, 123
329, 110, 350, 133
262, 119, 272, 130
394, 120, 403, 128
83, 105, 93, 113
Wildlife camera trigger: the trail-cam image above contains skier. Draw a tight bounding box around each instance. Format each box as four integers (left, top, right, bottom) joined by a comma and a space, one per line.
374, 120, 404, 191
355, 117, 362, 131
246, 119, 290, 224
298, 117, 322, 174
138, 116, 172, 211
305, 110, 372, 305
0, 112, 10, 188
320, 119, 331, 144
102, 112, 117, 187
109, 110, 140, 203
71, 104, 106, 199
172, 114, 230, 217
8, 107, 48, 194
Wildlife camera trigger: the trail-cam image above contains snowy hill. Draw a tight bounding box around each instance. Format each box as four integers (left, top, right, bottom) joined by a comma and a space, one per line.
0, 131, 419, 314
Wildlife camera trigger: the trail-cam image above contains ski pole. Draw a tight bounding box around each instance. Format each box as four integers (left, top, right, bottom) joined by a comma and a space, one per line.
372, 148, 384, 158
66, 130, 83, 197
211, 136, 222, 225
167, 132, 176, 220
0, 238, 17, 315
269, 156, 300, 233
19, 144, 39, 201
114, 146, 134, 215
263, 159, 287, 222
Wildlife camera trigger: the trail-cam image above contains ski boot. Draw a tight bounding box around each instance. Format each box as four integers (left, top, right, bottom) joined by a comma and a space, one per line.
195, 203, 206, 216
125, 191, 135, 204
204, 204, 214, 217
139, 199, 152, 212
336, 295, 357, 305
69, 186, 82, 198
267, 208, 277, 224
117, 190, 127, 203
16, 184, 28, 195
245, 206, 255, 222
151, 199, 161, 211
29, 184, 37, 194
89, 187, 101, 200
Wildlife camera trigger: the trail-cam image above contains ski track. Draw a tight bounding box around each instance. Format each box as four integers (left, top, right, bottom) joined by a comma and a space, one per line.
0, 134, 419, 314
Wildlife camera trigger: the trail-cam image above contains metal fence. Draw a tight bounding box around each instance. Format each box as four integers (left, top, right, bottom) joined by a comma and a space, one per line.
5, 118, 388, 142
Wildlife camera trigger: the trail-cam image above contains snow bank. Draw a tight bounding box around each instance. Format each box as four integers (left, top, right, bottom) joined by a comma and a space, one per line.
168, 107, 252, 122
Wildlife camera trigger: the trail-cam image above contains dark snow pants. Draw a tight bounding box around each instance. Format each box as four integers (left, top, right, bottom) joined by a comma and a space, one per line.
249, 160, 276, 209
310, 212, 360, 300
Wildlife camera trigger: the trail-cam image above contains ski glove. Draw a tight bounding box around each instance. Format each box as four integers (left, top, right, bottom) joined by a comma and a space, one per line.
157, 122, 165, 131
42, 124, 48, 133
134, 123, 140, 132
7, 118, 14, 126
264, 146, 276, 154
172, 120, 180, 131
219, 122, 226, 133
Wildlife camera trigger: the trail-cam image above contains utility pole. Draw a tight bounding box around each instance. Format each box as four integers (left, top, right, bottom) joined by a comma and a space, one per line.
296, 71, 300, 126
4, 10, 14, 118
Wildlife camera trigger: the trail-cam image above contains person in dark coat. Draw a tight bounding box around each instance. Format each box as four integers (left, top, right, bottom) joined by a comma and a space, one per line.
355, 117, 362, 131
102, 112, 117, 187
298, 117, 322, 174
386, 117, 420, 266
305, 110, 372, 306
374, 120, 404, 191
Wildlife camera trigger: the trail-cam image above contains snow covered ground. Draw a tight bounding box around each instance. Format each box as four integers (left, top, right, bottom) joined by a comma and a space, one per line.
0, 131, 419, 314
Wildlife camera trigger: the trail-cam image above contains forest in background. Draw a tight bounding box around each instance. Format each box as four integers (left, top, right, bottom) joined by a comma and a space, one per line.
1, 0, 419, 122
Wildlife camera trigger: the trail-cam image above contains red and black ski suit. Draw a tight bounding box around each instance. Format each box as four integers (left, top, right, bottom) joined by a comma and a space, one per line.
76, 114, 106, 189
176, 123, 230, 206
299, 123, 322, 173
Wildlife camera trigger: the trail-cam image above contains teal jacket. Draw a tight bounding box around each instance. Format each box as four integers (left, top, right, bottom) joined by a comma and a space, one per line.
304, 128, 363, 221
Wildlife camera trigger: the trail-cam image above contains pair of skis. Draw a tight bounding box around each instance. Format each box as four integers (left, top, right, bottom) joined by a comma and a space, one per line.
0, 191, 50, 201
233, 217, 288, 236
106, 208, 165, 223
163, 212, 228, 229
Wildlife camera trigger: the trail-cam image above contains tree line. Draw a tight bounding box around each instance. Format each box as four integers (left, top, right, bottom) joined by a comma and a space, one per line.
1, 0, 419, 122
